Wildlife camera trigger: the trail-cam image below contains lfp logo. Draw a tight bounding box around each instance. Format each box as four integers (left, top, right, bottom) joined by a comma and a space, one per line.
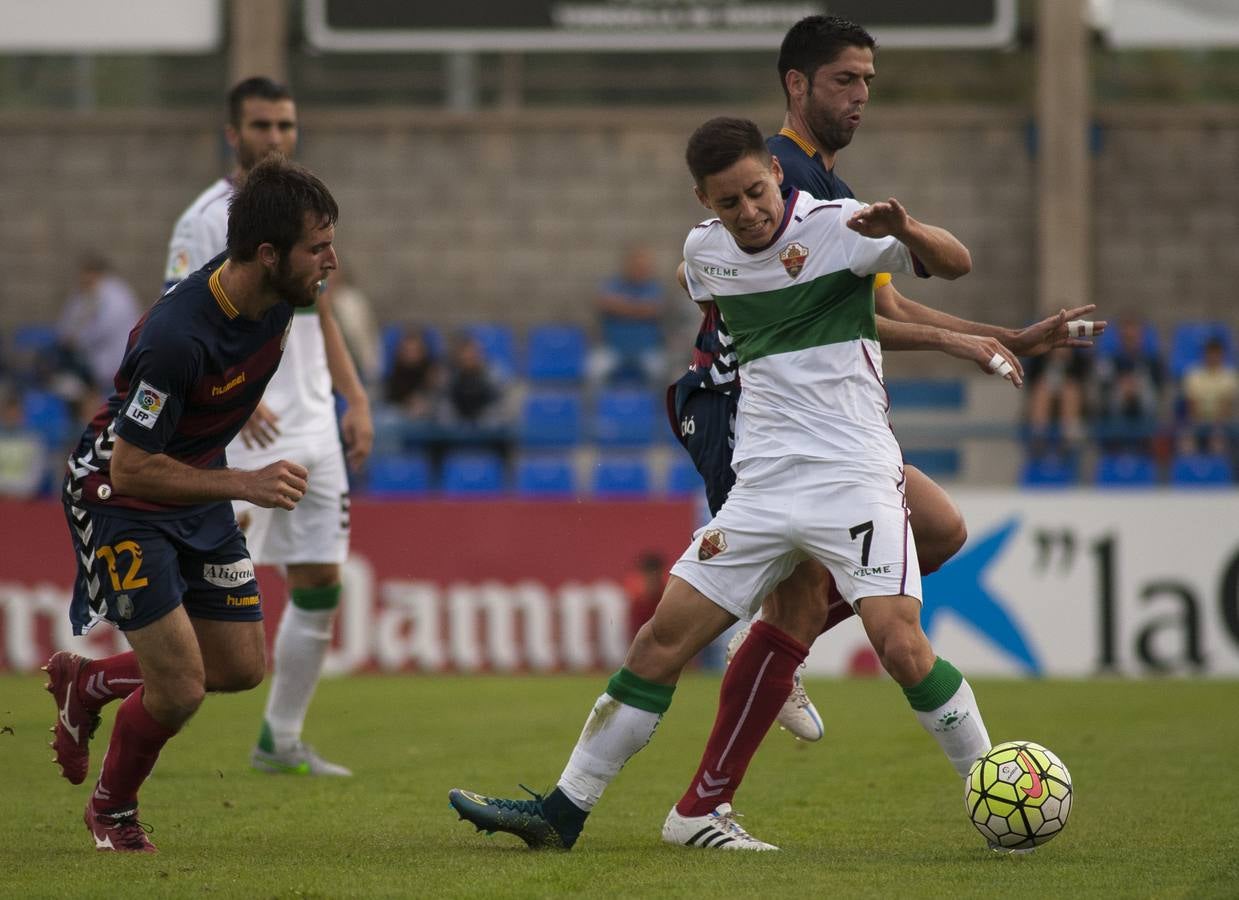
125, 381, 169, 430
138, 388, 163, 413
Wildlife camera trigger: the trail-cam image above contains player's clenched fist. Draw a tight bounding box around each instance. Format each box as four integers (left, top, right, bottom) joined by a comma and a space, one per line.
244, 460, 309, 510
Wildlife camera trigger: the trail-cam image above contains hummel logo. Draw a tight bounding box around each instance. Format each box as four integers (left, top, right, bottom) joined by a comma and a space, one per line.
696, 769, 731, 799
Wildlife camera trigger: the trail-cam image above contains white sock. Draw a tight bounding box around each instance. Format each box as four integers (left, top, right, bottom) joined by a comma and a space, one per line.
914, 678, 991, 777
556, 693, 662, 810
263, 604, 335, 752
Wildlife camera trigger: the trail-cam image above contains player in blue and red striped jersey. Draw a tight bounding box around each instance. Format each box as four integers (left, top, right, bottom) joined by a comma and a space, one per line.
43, 155, 339, 853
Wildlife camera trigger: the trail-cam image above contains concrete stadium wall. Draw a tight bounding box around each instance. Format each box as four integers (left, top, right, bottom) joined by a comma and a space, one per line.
1, 105, 1235, 350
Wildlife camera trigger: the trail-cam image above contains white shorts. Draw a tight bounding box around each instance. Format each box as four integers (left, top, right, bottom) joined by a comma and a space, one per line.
670, 455, 921, 621
229, 435, 350, 566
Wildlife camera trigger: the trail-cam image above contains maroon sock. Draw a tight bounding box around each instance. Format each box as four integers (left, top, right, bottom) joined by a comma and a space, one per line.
76, 651, 143, 710
676, 621, 808, 817
92, 687, 178, 812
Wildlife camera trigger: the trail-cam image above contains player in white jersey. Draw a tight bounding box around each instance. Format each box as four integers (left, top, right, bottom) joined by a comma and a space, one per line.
449, 116, 989, 852
165, 77, 373, 776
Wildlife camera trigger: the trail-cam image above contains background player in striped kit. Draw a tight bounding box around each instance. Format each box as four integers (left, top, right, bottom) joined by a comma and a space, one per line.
47, 157, 339, 851
165, 76, 373, 776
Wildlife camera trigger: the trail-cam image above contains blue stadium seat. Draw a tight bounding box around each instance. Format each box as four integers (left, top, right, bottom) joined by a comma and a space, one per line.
464, 323, 517, 380
22, 390, 71, 447
441, 451, 505, 496
366, 454, 432, 496
593, 388, 658, 447
1019, 454, 1078, 489
11, 324, 59, 353
666, 457, 702, 498
1096, 320, 1161, 360
1170, 453, 1233, 487
902, 448, 961, 479
515, 454, 576, 498
592, 455, 651, 498
525, 324, 587, 382
886, 379, 965, 410
1095, 453, 1158, 488
519, 390, 582, 447
1169, 321, 1235, 380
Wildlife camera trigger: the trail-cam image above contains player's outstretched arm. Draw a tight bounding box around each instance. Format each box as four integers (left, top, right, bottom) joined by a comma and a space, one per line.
317, 291, 374, 470
876, 317, 1023, 387
847, 199, 971, 280
877, 285, 1106, 357
110, 435, 308, 509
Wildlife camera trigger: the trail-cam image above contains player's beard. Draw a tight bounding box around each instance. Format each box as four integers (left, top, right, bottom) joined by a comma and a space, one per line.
804, 100, 858, 154
268, 253, 320, 308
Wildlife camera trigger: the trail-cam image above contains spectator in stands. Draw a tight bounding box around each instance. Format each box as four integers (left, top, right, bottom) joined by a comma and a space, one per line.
1024, 347, 1092, 455
1094, 315, 1163, 453
440, 332, 506, 427
56, 253, 141, 391
589, 244, 667, 385
323, 267, 381, 386
622, 552, 667, 640
0, 379, 46, 497
1179, 336, 1238, 455
383, 325, 442, 421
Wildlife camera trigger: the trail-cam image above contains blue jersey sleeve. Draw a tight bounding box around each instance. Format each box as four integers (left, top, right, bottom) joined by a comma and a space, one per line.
112, 324, 202, 454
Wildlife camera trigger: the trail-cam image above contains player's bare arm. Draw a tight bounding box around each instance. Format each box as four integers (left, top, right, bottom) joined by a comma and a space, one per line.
238, 400, 281, 450
876, 317, 1024, 387
110, 435, 307, 509
317, 289, 374, 470
847, 198, 971, 279
876, 283, 1106, 357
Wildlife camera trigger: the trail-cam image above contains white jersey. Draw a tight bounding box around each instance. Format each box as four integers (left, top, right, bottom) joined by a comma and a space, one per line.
165, 178, 336, 446
682, 190, 924, 473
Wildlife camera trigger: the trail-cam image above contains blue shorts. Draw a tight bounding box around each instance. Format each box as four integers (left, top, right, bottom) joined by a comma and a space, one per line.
63, 496, 262, 635
667, 374, 738, 517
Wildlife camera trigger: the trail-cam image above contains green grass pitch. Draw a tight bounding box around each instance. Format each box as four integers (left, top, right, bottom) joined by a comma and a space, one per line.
3, 673, 1237, 898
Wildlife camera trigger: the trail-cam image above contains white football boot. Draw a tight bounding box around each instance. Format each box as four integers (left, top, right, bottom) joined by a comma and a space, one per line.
725, 624, 824, 742
661, 803, 778, 851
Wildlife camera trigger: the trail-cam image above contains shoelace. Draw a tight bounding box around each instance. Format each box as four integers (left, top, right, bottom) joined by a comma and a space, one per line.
713, 809, 759, 841
483, 785, 545, 814
787, 672, 811, 709
98, 812, 154, 849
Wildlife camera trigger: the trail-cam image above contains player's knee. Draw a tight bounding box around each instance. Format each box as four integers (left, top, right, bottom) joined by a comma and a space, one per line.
148, 676, 206, 726
920, 516, 968, 575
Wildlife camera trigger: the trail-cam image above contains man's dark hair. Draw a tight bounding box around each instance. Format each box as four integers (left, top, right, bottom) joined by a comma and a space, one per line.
685, 117, 770, 187
226, 156, 338, 262
777, 15, 876, 103
228, 76, 293, 127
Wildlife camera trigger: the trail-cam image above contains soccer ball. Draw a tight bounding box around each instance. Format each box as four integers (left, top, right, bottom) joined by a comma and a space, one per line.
965, 740, 1072, 851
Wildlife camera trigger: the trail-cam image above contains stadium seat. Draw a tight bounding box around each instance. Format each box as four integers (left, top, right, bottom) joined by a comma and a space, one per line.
525, 324, 587, 382
1095, 453, 1158, 488
1095, 320, 1161, 360
21, 389, 71, 447
1168, 321, 1235, 380
666, 456, 702, 498
366, 454, 432, 496
1170, 453, 1233, 487
11, 323, 59, 353
592, 455, 651, 498
593, 388, 658, 447
515, 454, 576, 497
1019, 453, 1078, 489
464, 323, 517, 379
441, 451, 505, 496
519, 390, 582, 447
902, 448, 961, 479
886, 379, 965, 410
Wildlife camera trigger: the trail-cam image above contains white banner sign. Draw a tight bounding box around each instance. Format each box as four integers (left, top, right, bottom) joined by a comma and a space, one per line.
806, 490, 1239, 678
0, 0, 220, 52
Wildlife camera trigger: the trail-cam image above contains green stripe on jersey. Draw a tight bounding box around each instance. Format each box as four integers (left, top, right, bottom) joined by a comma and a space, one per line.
715, 270, 877, 364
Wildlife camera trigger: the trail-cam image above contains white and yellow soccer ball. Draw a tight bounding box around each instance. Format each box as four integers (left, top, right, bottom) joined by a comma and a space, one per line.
965, 740, 1072, 851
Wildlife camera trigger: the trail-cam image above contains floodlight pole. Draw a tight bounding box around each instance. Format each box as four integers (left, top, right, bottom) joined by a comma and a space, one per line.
229, 0, 290, 87
1036, 0, 1091, 315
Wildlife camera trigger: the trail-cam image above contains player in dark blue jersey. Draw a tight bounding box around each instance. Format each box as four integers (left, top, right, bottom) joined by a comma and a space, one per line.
662, 16, 1105, 849
44, 156, 340, 853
